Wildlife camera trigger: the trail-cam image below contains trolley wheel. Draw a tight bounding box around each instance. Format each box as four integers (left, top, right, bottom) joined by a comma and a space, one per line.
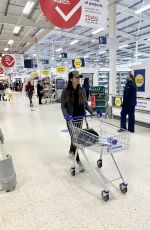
119, 183, 128, 193
101, 190, 109, 201
97, 159, 103, 168
6, 186, 16, 192
70, 167, 75, 176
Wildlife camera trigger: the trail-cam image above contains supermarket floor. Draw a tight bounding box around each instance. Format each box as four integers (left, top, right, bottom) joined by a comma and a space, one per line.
0, 93, 150, 230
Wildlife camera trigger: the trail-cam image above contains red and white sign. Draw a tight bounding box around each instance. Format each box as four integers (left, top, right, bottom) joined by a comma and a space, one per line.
0, 67, 4, 74
1, 55, 15, 68
40, 0, 107, 29
40, 0, 82, 29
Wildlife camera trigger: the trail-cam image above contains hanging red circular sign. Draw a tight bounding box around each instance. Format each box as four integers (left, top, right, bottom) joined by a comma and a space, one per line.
40, 0, 82, 29
0, 67, 4, 74
1, 55, 15, 68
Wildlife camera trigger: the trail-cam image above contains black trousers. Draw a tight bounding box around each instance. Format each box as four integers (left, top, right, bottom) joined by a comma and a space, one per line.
67, 120, 83, 162
120, 105, 135, 132
38, 94, 43, 104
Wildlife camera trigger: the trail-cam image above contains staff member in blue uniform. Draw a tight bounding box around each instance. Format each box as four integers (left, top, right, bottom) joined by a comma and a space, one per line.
119, 73, 137, 133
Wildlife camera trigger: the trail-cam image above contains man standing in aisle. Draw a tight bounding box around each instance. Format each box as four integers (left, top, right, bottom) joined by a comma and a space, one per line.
37, 80, 44, 104
119, 73, 137, 133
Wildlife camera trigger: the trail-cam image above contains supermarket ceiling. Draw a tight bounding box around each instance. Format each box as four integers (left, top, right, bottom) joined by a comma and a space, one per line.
0, 0, 150, 67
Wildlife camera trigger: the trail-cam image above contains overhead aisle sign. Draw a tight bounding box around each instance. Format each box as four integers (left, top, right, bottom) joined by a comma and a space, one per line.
72, 58, 85, 69
40, 0, 107, 29
56, 66, 66, 73
41, 70, 50, 75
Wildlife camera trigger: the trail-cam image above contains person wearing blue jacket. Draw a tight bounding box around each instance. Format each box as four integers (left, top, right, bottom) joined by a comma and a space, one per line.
119, 73, 137, 133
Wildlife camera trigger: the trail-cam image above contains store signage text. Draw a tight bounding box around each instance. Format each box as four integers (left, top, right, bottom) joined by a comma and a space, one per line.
136, 99, 150, 112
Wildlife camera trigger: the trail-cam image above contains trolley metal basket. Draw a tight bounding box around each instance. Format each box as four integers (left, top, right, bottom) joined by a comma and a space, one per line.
68, 115, 130, 201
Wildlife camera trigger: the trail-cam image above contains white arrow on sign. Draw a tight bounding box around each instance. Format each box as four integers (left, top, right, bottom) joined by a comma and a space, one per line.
6, 60, 15, 66
55, 1, 81, 22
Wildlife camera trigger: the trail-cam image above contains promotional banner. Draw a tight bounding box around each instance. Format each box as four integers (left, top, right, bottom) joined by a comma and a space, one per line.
134, 69, 145, 92
13, 54, 24, 68
41, 70, 50, 75
40, 0, 107, 29
79, 0, 107, 29
56, 66, 66, 73
32, 72, 39, 77
114, 97, 122, 107
1, 55, 15, 68
136, 99, 150, 112
72, 58, 85, 69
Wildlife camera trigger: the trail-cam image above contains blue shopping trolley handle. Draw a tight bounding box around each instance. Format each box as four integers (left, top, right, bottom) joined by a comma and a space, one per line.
65, 111, 102, 121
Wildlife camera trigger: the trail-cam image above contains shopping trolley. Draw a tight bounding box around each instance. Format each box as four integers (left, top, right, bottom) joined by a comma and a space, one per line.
68, 115, 130, 201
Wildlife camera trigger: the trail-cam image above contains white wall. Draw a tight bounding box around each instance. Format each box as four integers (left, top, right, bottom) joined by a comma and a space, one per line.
132, 59, 150, 97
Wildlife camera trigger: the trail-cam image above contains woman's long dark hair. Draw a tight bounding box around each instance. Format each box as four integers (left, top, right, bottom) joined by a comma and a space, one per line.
129, 73, 136, 85
65, 80, 85, 104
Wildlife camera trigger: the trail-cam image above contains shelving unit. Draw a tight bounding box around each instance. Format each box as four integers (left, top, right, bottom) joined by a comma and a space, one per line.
116, 71, 129, 95
89, 86, 107, 113
98, 71, 109, 94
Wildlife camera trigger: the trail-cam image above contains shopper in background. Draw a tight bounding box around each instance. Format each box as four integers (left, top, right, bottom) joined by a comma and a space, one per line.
119, 73, 137, 133
61, 70, 96, 172
82, 77, 90, 100
37, 80, 44, 105
25, 81, 34, 107
0, 82, 5, 101
5, 87, 13, 101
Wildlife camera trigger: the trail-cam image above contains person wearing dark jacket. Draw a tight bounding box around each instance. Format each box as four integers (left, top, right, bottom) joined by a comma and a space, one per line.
119, 73, 137, 133
0, 82, 5, 101
82, 77, 90, 100
61, 70, 96, 172
37, 80, 44, 104
25, 81, 34, 107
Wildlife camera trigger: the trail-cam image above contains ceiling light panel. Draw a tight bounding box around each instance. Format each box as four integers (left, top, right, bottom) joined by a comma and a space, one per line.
135, 4, 150, 14
70, 40, 79, 45
8, 40, 14, 45
92, 28, 104, 35
13, 26, 21, 34
23, 1, 35, 15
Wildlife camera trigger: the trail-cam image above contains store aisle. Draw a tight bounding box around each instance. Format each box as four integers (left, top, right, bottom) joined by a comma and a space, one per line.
0, 94, 150, 230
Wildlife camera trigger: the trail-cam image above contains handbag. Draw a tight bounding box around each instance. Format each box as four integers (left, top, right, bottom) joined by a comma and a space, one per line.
78, 118, 99, 146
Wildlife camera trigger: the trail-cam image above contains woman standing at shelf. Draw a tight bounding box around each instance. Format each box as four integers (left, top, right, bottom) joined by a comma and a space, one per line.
119, 73, 137, 133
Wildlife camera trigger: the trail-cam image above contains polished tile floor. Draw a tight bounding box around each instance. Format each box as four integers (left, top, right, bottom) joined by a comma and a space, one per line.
0, 93, 150, 230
